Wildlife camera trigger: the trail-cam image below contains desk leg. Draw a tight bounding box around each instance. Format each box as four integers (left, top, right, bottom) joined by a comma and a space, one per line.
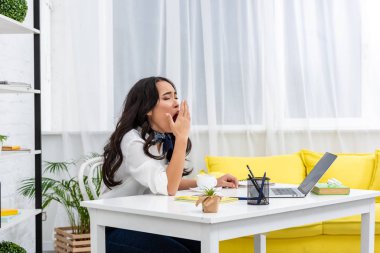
361, 201, 375, 253
254, 234, 266, 253
90, 211, 105, 253
201, 226, 219, 253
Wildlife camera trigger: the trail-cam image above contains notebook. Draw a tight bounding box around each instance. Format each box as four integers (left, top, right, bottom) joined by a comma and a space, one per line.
175, 196, 238, 203
269, 152, 337, 198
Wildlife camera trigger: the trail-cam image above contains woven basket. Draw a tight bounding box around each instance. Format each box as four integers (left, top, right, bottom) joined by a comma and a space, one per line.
55, 227, 91, 253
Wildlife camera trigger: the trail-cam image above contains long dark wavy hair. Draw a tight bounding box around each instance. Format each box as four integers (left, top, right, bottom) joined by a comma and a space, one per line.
102, 76, 192, 188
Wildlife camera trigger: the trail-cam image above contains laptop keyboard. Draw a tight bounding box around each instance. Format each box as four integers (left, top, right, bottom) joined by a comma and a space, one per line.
272, 188, 298, 195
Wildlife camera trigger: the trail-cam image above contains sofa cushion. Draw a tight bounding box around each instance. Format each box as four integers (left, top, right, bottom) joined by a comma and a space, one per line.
205, 153, 306, 184
300, 150, 375, 189
323, 203, 380, 235
369, 150, 380, 203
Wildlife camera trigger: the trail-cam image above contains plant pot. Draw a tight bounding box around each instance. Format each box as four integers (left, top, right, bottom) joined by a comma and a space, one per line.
55, 227, 91, 253
196, 195, 222, 213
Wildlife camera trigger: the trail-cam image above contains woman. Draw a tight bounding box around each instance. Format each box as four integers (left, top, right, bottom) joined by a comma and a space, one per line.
101, 76, 238, 253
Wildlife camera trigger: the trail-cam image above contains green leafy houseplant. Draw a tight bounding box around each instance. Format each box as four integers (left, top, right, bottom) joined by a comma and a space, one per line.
0, 0, 28, 22
0, 134, 7, 143
0, 241, 26, 253
0, 135, 7, 154
18, 154, 102, 234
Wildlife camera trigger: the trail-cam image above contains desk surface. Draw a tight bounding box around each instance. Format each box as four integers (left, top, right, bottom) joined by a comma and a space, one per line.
81, 187, 379, 224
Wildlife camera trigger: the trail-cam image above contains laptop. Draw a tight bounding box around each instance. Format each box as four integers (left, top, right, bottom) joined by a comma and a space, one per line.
269, 152, 337, 198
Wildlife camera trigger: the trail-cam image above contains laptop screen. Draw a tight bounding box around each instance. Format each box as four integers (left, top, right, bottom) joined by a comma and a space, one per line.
297, 152, 337, 195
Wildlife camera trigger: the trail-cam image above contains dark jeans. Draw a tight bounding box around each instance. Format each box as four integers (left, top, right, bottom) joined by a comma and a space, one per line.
106, 227, 201, 253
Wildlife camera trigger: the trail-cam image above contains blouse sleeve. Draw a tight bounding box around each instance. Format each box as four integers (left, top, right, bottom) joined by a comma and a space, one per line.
122, 138, 168, 195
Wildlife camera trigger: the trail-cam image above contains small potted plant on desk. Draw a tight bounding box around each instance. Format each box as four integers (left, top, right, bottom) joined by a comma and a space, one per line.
0, 135, 7, 154
196, 187, 222, 213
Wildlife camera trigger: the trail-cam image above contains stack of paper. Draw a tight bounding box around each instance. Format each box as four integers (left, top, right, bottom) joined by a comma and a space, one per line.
0, 81, 31, 88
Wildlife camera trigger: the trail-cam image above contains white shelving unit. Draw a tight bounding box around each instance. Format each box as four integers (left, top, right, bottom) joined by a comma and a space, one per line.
0, 150, 42, 158
0, 6, 42, 252
0, 86, 40, 94
0, 14, 39, 34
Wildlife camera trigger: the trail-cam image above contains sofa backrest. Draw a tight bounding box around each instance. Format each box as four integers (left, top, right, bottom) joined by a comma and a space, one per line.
300, 150, 375, 190
369, 149, 380, 202
205, 153, 306, 184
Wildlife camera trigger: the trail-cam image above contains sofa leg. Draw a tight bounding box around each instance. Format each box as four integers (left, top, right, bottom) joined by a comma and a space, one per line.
254, 234, 266, 253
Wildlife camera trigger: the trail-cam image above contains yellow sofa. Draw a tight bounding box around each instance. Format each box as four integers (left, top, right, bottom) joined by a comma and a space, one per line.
205, 149, 380, 253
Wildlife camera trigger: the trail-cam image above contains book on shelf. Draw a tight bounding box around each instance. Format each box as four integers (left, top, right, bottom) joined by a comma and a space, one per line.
1, 208, 19, 216
0, 81, 31, 89
1, 209, 19, 224
312, 183, 350, 195
1, 146, 31, 151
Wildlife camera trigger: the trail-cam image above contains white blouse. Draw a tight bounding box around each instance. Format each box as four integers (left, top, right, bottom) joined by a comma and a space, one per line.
100, 129, 168, 199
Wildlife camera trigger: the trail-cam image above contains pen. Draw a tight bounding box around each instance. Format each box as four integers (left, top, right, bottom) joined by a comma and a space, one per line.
235, 197, 253, 200
257, 172, 267, 204
246, 165, 254, 178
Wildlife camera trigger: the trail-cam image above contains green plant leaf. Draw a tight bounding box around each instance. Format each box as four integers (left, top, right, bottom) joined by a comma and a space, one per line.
203, 187, 217, 196
17, 154, 103, 234
0, 0, 28, 23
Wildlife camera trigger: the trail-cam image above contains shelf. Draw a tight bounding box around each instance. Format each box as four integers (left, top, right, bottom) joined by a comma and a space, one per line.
1, 1, 42, 250
0, 150, 41, 158
0, 209, 41, 231
0, 14, 39, 34
0, 86, 40, 94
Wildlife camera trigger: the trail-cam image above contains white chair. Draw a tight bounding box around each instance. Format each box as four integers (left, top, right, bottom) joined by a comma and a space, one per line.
78, 156, 103, 200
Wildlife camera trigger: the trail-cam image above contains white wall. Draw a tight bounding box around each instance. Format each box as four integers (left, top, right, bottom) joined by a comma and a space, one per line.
0, 0, 37, 252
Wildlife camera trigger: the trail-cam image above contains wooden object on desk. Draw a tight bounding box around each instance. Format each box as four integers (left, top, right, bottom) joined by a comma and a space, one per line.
312, 183, 350, 195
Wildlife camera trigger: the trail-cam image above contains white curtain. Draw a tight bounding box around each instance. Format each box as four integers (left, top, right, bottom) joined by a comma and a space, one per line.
113, 0, 380, 171
41, 0, 114, 248
48, 0, 114, 158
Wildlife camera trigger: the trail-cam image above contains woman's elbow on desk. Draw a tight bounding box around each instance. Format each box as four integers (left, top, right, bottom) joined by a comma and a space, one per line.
167, 189, 177, 196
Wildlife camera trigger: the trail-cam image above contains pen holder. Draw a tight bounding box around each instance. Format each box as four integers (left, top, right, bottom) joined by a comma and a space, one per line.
247, 177, 270, 205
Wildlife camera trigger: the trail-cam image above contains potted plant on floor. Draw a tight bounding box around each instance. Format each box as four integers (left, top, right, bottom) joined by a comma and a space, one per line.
195, 187, 222, 213
18, 153, 102, 253
0, 241, 26, 253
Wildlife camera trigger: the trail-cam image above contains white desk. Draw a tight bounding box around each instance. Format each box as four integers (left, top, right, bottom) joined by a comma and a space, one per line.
81, 188, 379, 253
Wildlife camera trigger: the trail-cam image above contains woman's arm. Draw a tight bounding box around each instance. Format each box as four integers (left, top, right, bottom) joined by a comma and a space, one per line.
178, 178, 197, 190
178, 174, 238, 191
166, 101, 191, 195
